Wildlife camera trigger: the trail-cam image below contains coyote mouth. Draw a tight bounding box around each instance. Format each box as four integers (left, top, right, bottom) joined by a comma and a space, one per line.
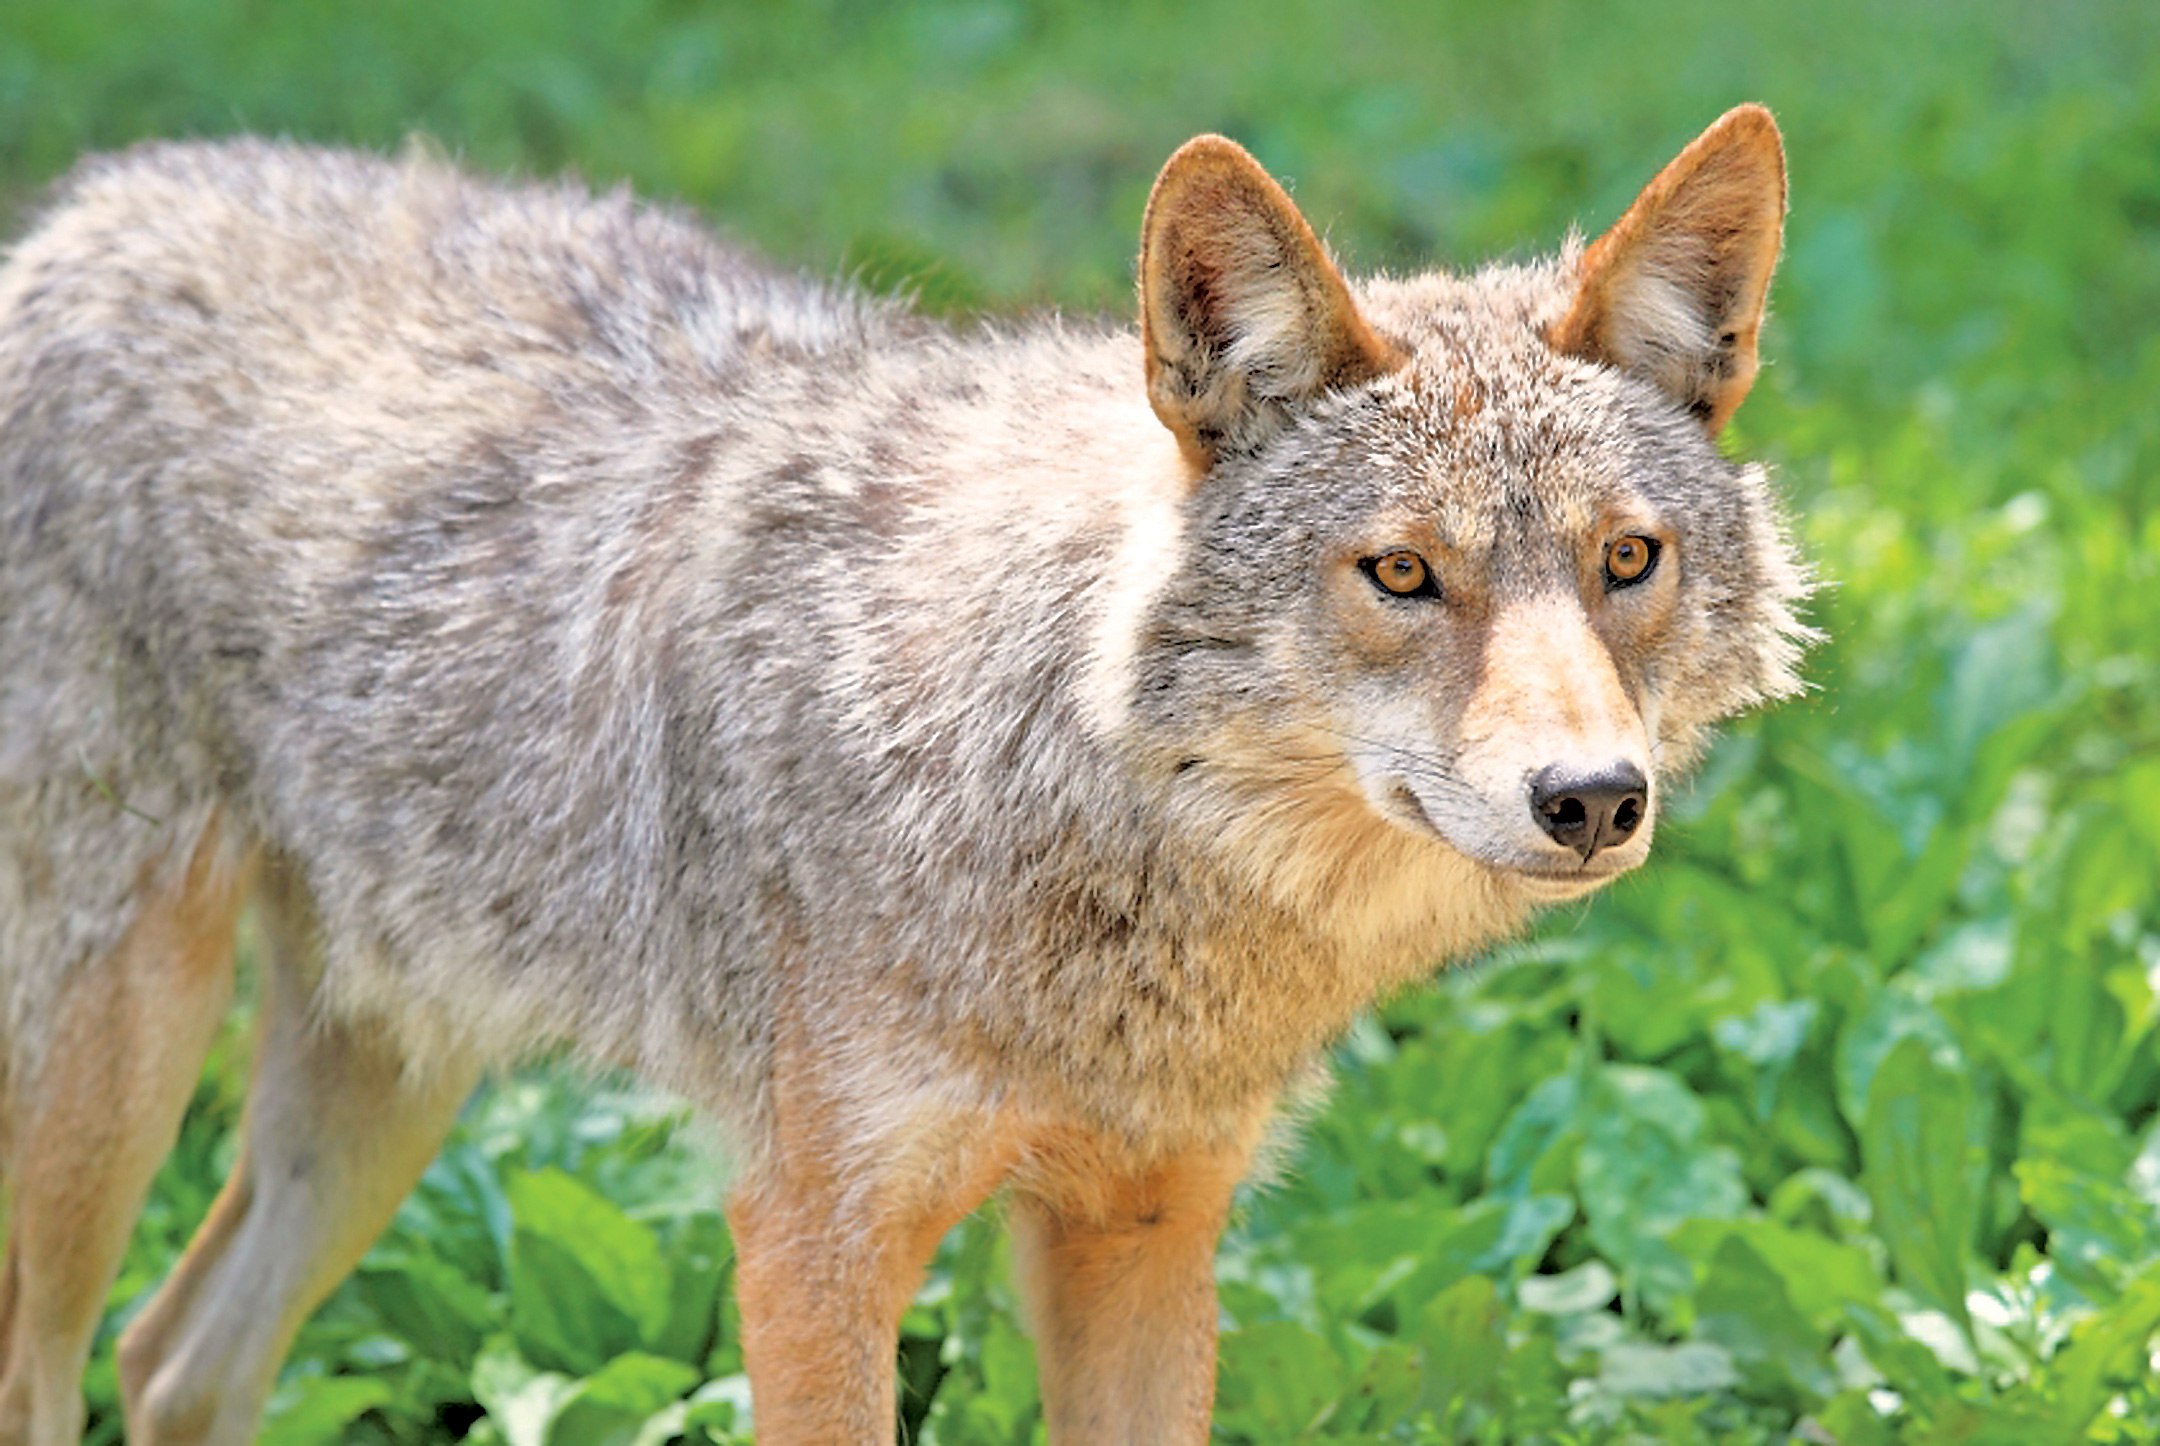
1383, 777, 1646, 900
1503, 865, 1629, 901
1387, 780, 1445, 836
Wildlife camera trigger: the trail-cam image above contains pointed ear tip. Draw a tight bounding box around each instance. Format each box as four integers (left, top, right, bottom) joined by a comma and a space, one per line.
1166, 132, 1253, 161
1154, 133, 1264, 185
1144, 134, 1303, 249
1710, 104, 1786, 160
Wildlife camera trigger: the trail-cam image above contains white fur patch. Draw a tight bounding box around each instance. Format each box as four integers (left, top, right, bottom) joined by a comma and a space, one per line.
1223, 277, 1325, 400
1609, 267, 1709, 369
1077, 460, 1190, 737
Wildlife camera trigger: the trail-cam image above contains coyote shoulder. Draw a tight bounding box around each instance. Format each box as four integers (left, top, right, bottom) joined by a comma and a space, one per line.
0, 108, 1807, 1442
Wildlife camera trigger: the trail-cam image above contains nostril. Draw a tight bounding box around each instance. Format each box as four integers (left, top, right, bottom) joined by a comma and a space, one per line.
1529, 763, 1650, 859
1545, 795, 1588, 832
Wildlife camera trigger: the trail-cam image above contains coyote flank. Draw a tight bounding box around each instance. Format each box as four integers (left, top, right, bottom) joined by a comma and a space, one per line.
0, 107, 1808, 1442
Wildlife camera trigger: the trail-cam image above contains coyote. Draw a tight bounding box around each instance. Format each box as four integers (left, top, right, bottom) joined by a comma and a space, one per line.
0, 107, 1806, 1442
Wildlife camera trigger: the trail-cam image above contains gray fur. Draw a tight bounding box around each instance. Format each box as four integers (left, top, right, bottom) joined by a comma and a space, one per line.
0, 138, 1810, 1173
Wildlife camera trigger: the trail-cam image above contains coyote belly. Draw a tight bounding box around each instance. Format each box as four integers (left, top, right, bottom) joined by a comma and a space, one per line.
0, 109, 1807, 1443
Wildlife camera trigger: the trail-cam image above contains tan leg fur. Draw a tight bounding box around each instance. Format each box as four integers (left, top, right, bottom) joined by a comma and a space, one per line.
727, 1022, 1030, 1445
730, 1008, 1259, 1446
1010, 1139, 1250, 1446
115, 864, 478, 1446
0, 819, 250, 1446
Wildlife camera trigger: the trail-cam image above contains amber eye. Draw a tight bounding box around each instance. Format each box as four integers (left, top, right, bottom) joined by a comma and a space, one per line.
1604, 534, 1661, 588
1362, 550, 1440, 600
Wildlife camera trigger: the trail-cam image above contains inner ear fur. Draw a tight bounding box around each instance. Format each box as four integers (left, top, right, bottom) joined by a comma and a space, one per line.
1549, 104, 1787, 434
1139, 135, 1403, 469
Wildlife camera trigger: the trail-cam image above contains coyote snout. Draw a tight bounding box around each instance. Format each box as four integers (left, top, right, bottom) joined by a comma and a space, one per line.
1477, 596, 1658, 878
1367, 586, 1661, 892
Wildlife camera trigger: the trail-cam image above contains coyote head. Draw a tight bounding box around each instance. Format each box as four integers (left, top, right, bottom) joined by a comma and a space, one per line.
1128, 108, 1811, 902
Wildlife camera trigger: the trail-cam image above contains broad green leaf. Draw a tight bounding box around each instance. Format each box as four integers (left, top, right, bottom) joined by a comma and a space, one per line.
1859, 1038, 1977, 1337
258, 1374, 396, 1446
1842, 1301, 1956, 1415
2016, 1088, 2134, 1186
356, 1249, 500, 1365
1765, 1167, 1874, 1241
1908, 917, 2016, 998
1939, 605, 2058, 779
649, 1210, 732, 1367
1485, 1072, 1583, 1198
977, 1312, 1042, 1430
2020, 1261, 2160, 1442
1299, 1193, 1568, 1322
1812, 1389, 1897, 1446
507, 1168, 670, 1374
1333, 1340, 1423, 1433
2130, 1112, 2160, 1212
1671, 1217, 1885, 1332
1713, 998, 1819, 1120
399, 1143, 517, 1285
1413, 1275, 1508, 1421
468, 1340, 698, 1446
1836, 986, 1961, 1124
2015, 1157, 2160, 1301
1384, 1015, 1571, 1182
471, 1338, 578, 1446
1213, 1320, 1345, 1438
1576, 1066, 1748, 1307
1692, 1235, 1837, 1398
548, 1352, 701, 1446
679, 1376, 756, 1440
1492, 1193, 1576, 1277
2121, 756, 2160, 862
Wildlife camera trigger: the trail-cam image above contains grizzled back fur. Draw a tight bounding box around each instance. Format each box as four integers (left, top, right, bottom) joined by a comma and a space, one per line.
0, 116, 1808, 1169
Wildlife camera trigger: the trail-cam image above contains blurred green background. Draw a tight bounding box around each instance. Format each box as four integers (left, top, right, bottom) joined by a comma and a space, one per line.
5, 1, 2158, 1441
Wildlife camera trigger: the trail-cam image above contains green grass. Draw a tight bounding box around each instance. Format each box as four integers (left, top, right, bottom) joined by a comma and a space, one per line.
7, 0, 2158, 1441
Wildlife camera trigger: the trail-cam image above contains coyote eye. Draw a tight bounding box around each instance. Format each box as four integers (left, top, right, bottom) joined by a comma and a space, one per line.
1362, 550, 1440, 600
1604, 535, 1661, 588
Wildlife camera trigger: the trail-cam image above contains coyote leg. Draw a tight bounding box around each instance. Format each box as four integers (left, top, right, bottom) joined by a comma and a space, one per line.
0, 822, 248, 1446
116, 867, 476, 1446
1009, 1145, 1248, 1446
727, 1184, 961, 1444
728, 1035, 1015, 1445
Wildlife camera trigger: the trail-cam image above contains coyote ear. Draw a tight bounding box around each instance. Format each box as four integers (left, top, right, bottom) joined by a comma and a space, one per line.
1549, 104, 1786, 434
1140, 136, 1403, 469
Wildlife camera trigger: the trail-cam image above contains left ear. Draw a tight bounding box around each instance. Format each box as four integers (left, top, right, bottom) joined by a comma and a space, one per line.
1140, 135, 1403, 469
1548, 104, 1787, 433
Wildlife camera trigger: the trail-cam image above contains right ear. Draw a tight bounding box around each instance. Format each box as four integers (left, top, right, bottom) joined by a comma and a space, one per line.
1139, 136, 1403, 469
1548, 105, 1787, 433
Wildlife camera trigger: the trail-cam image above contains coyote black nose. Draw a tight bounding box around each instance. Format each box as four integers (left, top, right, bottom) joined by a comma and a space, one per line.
1530, 762, 1649, 860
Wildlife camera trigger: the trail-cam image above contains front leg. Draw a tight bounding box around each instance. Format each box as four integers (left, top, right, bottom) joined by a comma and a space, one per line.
1010, 1145, 1251, 1445
728, 1182, 953, 1444
727, 1031, 1018, 1444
